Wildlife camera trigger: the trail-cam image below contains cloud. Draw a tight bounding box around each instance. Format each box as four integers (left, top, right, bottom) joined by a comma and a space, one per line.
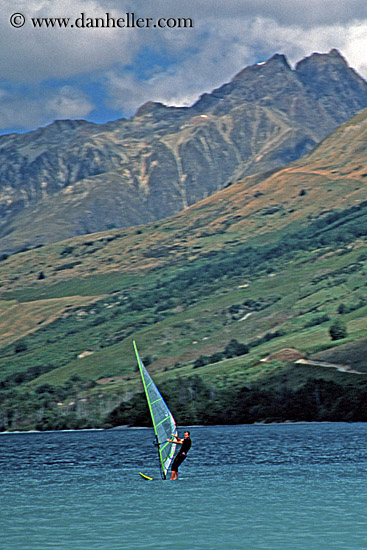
153, 0, 367, 27
5, 0, 367, 83
104, 14, 367, 115
2, 0, 141, 82
342, 22, 367, 76
2, 0, 367, 131
0, 86, 94, 131
45, 86, 95, 119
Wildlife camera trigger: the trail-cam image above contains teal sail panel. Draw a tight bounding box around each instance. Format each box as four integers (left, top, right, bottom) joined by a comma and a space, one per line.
133, 341, 177, 479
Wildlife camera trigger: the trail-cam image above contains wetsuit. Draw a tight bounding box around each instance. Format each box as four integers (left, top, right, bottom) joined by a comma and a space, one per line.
172, 437, 191, 472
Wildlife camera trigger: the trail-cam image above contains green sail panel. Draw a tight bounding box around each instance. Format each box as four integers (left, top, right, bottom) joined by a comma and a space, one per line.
134, 341, 177, 479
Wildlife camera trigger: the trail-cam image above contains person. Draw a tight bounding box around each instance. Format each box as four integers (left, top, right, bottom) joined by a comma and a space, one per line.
167, 431, 191, 480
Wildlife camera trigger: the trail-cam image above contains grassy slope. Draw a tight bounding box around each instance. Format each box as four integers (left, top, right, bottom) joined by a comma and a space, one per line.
0, 110, 367, 429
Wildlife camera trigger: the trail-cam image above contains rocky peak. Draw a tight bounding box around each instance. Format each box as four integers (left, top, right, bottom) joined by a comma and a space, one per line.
295, 49, 367, 124
193, 52, 296, 114
134, 101, 167, 117
133, 101, 188, 133
296, 48, 348, 70
295, 48, 367, 88
232, 53, 292, 82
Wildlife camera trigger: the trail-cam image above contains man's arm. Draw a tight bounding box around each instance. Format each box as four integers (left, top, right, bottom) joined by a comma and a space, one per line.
167, 435, 183, 444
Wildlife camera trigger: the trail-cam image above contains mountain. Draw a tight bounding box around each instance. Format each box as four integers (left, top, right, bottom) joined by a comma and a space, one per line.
1, 49, 367, 255
0, 106, 367, 430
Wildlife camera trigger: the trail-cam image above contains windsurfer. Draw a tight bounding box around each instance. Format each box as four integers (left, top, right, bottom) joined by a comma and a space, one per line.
167, 431, 191, 480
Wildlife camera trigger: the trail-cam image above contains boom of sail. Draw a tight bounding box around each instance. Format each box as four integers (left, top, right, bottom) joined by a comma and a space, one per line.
133, 341, 177, 479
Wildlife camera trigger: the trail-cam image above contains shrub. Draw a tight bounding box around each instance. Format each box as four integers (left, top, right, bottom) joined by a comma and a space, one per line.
209, 352, 224, 363
224, 339, 249, 358
304, 314, 330, 328
60, 246, 75, 256
193, 356, 209, 369
14, 342, 28, 354
329, 319, 347, 341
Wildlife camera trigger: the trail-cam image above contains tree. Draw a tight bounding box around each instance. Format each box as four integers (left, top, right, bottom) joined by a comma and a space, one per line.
224, 339, 249, 358
329, 319, 347, 341
193, 355, 208, 368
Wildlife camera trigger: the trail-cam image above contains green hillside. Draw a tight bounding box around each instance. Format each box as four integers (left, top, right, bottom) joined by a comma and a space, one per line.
1, 110, 367, 431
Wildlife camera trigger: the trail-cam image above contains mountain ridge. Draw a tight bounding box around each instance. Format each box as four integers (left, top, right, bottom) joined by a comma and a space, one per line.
1, 49, 367, 255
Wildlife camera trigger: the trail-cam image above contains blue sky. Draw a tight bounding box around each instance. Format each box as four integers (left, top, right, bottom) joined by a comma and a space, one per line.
2, 0, 367, 135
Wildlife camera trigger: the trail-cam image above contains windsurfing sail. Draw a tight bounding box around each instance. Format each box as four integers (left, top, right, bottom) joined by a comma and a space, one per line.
133, 340, 177, 479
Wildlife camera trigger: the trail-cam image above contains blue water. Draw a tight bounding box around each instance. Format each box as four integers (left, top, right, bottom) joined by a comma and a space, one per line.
2, 423, 367, 549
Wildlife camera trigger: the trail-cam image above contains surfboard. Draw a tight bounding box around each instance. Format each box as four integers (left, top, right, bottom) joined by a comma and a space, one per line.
139, 472, 153, 480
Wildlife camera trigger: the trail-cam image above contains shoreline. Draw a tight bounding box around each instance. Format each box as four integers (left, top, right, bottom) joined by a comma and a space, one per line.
0, 420, 363, 435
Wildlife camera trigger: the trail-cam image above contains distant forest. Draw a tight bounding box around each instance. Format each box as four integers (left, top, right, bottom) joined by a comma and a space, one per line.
107, 375, 367, 428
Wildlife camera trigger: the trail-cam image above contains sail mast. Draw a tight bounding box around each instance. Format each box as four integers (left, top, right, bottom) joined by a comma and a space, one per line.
133, 340, 177, 479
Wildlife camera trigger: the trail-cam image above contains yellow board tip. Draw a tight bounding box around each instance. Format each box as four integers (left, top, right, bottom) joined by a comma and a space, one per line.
139, 472, 153, 480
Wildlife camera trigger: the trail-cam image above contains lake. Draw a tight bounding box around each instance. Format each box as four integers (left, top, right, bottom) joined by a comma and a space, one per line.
2, 423, 367, 549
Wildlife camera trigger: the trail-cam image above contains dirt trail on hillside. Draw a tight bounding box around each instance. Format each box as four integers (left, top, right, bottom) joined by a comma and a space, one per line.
296, 358, 366, 375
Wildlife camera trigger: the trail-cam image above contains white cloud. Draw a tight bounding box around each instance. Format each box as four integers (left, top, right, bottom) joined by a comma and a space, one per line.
0, 86, 94, 131
4, 0, 367, 83
2, 0, 367, 130
342, 23, 367, 76
2, 0, 141, 82
45, 86, 95, 119
153, 0, 367, 27
104, 15, 367, 116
